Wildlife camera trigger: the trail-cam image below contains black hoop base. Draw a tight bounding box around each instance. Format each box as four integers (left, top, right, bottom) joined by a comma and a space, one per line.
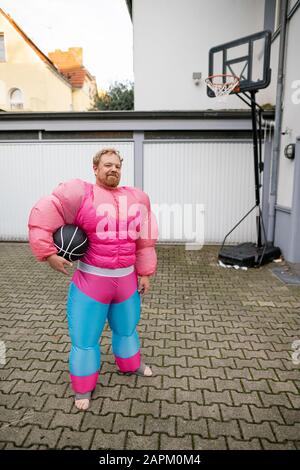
218, 242, 281, 268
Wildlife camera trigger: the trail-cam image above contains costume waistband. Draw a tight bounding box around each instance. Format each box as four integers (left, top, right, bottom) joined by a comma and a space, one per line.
77, 260, 135, 277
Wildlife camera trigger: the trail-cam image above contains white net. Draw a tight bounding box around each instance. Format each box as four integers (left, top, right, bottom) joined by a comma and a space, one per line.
205, 74, 240, 102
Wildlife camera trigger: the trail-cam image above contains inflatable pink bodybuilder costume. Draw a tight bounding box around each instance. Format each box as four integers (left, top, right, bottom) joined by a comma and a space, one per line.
28, 179, 158, 394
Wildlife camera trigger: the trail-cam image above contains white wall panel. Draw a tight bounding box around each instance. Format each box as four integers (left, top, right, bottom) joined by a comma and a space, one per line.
134, 0, 264, 111
144, 141, 257, 244
0, 141, 134, 240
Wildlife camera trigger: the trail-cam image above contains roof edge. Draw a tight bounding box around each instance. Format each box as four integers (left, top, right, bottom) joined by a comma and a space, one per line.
125, 0, 132, 20
0, 8, 72, 88
0, 109, 275, 121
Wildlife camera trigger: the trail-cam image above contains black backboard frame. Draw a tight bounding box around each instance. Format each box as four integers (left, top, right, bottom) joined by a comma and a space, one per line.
207, 30, 272, 97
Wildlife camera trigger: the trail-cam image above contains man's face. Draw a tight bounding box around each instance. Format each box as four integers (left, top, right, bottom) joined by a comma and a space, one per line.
94, 152, 122, 188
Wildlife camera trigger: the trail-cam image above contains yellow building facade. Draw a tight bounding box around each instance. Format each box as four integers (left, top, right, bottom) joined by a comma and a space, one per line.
0, 9, 97, 112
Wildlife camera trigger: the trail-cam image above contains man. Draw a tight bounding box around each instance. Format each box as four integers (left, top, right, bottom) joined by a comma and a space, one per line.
28, 148, 158, 410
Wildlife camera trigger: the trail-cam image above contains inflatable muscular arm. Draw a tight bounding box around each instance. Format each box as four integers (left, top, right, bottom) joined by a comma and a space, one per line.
134, 190, 158, 276
28, 179, 85, 261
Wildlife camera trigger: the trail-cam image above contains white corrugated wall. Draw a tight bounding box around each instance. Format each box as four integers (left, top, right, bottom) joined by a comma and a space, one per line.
0, 141, 134, 240
144, 141, 258, 244
0, 139, 260, 244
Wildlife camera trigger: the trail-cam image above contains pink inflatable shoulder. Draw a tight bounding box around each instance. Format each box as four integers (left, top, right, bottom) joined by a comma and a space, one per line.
28, 178, 86, 261
131, 187, 158, 277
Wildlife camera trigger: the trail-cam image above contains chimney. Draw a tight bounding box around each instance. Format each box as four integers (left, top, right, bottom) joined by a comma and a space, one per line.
48, 47, 83, 70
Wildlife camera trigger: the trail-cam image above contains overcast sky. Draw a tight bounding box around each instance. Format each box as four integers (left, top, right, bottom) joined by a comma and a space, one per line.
0, 0, 133, 90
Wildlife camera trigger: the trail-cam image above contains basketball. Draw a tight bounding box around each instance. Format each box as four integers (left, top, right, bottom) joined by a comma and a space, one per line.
53, 224, 88, 262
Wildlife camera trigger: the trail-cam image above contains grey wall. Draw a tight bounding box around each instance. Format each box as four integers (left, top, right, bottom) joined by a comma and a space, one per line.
274, 137, 300, 262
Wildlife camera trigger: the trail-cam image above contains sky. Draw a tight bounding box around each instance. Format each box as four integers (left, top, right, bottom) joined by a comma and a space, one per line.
0, 0, 133, 91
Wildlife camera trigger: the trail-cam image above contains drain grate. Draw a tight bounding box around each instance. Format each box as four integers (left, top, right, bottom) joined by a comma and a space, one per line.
272, 267, 300, 285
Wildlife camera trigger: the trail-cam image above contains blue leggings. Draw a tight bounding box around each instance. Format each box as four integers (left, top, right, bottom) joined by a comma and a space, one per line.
66, 263, 141, 393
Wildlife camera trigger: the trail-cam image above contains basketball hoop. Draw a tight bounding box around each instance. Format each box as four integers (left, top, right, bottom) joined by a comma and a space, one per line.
205, 74, 240, 102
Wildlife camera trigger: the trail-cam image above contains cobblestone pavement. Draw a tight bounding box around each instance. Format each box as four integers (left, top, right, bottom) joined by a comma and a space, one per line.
0, 242, 299, 450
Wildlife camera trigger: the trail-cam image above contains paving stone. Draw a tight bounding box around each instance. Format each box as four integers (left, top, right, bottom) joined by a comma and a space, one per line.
286, 393, 300, 409
131, 399, 160, 418
49, 410, 83, 431
268, 380, 299, 394
23, 425, 62, 448
80, 412, 114, 432
144, 415, 176, 437
91, 429, 126, 450
162, 376, 189, 390
125, 432, 159, 450
220, 404, 252, 423
191, 403, 221, 421
11, 382, 43, 398
119, 385, 148, 401
259, 391, 292, 408
176, 388, 203, 404
148, 387, 175, 402
203, 390, 233, 406
249, 405, 285, 424
215, 378, 243, 393
161, 401, 190, 419
278, 406, 300, 425
31, 370, 62, 384
188, 377, 215, 391
14, 393, 48, 411
225, 368, 252, 380
231, 390, 262, 407
26, 410, 55, 428
113, 414, 145, 434
227, 437, 262, 450
194, 435, 227, 450
200, 367, 226, 380
36, 382, 68, 398
56, 428, 94, 450
177, 417, 209, 438
240, 421, 275, 441
101, 397, 131, 415
207, 419, 242, 439
160, 434, 193, 450
0, 424, 32, 447
261, 439, 297, 450
271, 423, 300, 442
241, 378, 272, 393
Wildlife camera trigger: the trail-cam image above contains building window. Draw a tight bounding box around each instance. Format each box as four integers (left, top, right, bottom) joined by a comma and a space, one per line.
10, 88, 24, 110
0, 33, 5, 61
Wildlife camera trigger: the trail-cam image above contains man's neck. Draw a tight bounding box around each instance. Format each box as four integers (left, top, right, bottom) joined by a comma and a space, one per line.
95, 180, 119, 190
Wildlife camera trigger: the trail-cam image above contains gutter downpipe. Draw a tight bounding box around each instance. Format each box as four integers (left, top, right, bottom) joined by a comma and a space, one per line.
268, 0, 289, 243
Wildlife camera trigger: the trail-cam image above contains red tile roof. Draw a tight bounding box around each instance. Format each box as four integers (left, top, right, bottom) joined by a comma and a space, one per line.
59, 67, 88, 88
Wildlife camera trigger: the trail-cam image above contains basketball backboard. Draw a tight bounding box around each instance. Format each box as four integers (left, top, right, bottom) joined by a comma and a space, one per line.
207, 30, 272, 97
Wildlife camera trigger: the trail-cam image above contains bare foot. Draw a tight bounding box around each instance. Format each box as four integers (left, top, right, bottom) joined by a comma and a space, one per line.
75, 398, 90, 410
143, 365, 153, 376
74, 391, 91, 410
